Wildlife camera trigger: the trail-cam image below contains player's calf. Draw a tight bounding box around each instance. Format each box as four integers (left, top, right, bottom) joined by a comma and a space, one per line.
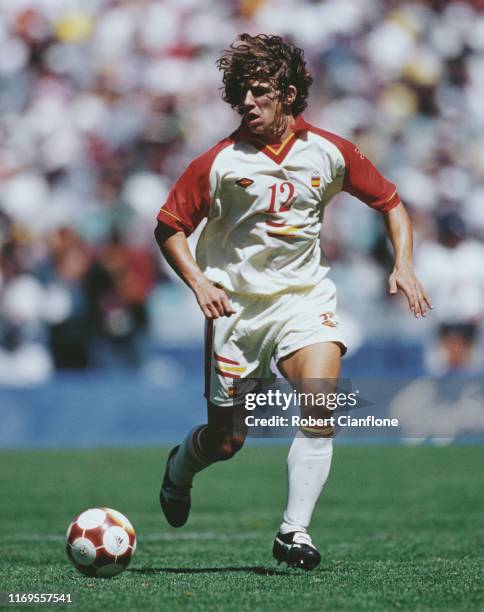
159, 424, 246, 528
159, 425, 211, 527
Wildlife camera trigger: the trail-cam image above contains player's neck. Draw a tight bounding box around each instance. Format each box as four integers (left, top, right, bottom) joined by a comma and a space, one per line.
259, 115, 296, 146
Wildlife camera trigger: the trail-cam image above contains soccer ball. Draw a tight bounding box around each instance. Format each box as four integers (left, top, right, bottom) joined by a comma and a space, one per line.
65, 507, 137, 578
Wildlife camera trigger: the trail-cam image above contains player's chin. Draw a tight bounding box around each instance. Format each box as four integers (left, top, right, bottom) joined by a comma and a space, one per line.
246, 120, 265, 134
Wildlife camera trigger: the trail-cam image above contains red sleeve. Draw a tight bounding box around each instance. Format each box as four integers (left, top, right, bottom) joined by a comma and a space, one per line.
156, 138, 232, 236
309, 127, 400, 212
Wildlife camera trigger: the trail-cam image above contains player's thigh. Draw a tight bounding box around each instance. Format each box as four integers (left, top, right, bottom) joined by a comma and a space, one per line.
278, 341, 341, 432
277, 341, 342, 380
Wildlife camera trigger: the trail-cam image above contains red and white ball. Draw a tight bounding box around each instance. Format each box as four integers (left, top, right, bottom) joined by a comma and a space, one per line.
65, 507, 136, 578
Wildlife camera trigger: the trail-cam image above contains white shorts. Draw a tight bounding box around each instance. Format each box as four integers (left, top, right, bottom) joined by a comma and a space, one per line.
204, 277, 347, 407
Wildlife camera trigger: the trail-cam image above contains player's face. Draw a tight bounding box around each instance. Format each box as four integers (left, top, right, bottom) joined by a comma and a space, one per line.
242, 81, 284, 139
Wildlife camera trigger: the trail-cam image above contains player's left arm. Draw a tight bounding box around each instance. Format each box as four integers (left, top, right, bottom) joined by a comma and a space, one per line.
334, 135, 432, 318
383, 202, 433, 318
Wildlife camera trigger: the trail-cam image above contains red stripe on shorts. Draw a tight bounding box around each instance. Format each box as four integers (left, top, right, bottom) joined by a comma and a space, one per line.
204, 320, 214, 399
214, 353, 240, 365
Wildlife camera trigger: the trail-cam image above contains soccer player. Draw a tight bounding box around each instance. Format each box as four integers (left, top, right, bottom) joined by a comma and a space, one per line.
154, 34, 431, 570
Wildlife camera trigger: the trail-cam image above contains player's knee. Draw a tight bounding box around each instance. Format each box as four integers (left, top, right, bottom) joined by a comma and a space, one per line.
219, 434, 245, 460
230, 434, 245, 454
209, 433, 245, 461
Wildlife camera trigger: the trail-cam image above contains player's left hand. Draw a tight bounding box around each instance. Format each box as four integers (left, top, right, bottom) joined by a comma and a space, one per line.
389, 263, 433, 318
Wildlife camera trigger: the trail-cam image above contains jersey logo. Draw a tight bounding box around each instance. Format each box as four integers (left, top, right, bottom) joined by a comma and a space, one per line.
311, 172, 321, 188
236, 177, 254, 188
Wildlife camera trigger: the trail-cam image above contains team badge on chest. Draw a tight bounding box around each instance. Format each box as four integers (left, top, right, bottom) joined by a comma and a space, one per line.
311, 172, 321, 188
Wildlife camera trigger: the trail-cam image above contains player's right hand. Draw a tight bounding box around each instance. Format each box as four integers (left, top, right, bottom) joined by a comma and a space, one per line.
193, 279, 236, 319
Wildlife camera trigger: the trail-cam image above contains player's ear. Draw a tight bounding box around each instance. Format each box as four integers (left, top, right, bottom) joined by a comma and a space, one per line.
284, 85, 297, 106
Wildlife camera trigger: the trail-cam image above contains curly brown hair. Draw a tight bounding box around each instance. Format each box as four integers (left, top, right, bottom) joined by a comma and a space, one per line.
217, 34, 313, 116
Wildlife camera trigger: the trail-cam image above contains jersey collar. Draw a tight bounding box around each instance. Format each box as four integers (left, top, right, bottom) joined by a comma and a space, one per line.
232, 115, 309, 164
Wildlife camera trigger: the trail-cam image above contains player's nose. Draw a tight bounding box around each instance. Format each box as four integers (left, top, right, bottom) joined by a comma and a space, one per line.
243, 89, 255, 108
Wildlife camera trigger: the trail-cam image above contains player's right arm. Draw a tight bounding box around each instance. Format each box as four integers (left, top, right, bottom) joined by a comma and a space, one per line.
154, 140, 235, 319
154, 223, 234, 320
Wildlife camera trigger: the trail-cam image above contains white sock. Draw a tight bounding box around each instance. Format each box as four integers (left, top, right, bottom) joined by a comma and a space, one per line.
280, 434, 333, 534
168, 425, 211, 490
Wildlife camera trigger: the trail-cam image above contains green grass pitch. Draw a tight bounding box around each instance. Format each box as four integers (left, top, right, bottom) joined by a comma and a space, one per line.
1, 445, 483, 611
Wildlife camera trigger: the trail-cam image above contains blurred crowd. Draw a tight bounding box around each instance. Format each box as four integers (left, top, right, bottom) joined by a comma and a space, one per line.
1, 0, 484, 382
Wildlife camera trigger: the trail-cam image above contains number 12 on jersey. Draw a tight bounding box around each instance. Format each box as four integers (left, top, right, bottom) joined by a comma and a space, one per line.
267, 181, 295, 214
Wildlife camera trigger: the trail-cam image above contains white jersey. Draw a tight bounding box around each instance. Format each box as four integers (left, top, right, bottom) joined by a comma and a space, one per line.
157, 115, 399, 296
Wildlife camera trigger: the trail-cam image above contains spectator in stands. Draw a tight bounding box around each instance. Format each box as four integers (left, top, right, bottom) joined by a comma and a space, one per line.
0, 0, 483, 379
84, 230, 158, 368
416, 213, 484, 373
